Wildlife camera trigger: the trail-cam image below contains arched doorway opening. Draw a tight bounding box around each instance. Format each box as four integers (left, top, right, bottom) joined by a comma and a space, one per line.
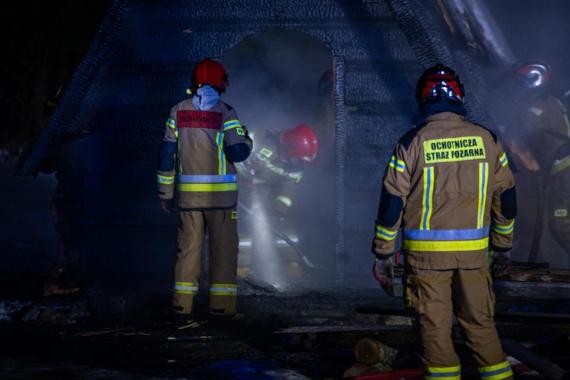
221, 30, 337, 289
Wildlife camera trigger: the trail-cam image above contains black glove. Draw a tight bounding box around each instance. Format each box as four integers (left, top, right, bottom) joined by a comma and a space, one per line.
491, 249, 512, 278
372, 252, 395, 296
159, 199, 175, 214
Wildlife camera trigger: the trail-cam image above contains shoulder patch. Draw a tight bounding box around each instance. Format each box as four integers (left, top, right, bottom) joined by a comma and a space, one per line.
399, 127, 420, 150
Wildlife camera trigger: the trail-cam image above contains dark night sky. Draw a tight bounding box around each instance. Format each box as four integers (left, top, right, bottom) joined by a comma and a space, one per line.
485, 0, 570, 83
1, 0, 570, 148
0, 1, 111, 148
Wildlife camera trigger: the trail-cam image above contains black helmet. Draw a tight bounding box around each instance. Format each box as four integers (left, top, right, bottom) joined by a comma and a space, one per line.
416, 64, 465, 106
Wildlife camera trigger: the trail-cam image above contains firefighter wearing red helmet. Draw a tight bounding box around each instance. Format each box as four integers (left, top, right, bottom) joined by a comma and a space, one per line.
239, 124, 319, 218
236, 124, 319, 281
157, 58, 252, 319
372, 64, 514, 379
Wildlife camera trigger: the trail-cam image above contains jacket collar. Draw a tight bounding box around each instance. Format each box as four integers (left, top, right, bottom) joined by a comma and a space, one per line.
425, 112, 465, 123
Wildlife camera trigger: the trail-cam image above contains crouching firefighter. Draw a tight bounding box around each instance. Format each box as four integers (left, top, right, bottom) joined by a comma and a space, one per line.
372, 64, 516, 380
238, 124, 319, 219
157, 59, 252, 318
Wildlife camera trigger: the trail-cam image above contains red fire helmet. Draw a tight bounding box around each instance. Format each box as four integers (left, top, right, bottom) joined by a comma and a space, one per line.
415, 64, 464, 106
279, 124, 319, 163
192, 59, 229, 92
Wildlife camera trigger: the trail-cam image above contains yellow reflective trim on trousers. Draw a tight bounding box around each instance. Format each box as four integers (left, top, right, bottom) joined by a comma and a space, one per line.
479, 361, 513, 380
420, 167, 435, 230
403, 237, 489, 252
176, 281, 197, 286
174, 281, 198, 294
210, 283, 236, 288
210, 283, 237, 296
477, 162, 489, 229
426, 364, 461, 379
177, 183, 237, 192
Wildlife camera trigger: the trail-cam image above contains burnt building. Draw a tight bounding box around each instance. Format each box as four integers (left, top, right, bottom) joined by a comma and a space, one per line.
37, 0, 493, 288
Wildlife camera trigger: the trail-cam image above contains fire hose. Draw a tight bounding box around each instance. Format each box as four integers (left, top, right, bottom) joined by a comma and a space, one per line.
237, 201, 317, 269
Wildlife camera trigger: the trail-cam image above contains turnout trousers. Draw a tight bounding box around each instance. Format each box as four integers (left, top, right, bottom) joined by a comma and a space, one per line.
405, 266, 513, 380
173, 208, 239, 316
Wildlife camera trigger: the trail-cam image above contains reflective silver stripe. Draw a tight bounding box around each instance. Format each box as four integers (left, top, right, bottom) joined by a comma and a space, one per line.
157, 174, 175, 184
175, 285, 198, 291
177, 174, 237, 183
210, 287, 237, 293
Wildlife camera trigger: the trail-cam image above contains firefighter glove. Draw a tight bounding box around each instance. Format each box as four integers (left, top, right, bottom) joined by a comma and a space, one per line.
159, 199, 175, 214
492, 249, 512, 278
372, 255, 395, 296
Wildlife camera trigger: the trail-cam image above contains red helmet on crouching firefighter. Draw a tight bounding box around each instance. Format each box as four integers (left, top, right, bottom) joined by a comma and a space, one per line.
191, 58, 229, 93
415, 64, 465, 106
279, 124, 319, 163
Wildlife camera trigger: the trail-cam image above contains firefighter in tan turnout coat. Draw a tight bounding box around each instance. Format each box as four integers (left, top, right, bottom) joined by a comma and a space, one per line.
158, 59, 252, 317
372, 65, 515, 380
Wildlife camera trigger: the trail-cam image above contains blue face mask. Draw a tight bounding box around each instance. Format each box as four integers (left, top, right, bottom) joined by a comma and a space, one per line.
192, 85, 220, 111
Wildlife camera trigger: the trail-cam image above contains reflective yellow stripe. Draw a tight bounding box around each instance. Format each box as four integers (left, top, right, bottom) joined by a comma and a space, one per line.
425, 364, 461, 380
425, 375, 460, 380
276, 196, 292, 208
403, 237, 489, 252
551, 155, 570, 175
388, 155, 406, 173
177, 183, 237, 192
210, 283, 237, 296
477, 162, 489, 229
174, 281, 198, 294
166, 118, 176, 129
176, 281, 196, 286
420, 167, 435, 230
479, 361, 513, 380
223, 119, 241, 131
216, 132, 226, 175
157, 174, 175, 184
492, 219, 515, 235
375, 225, 398, 241
499, 152, 509, 167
